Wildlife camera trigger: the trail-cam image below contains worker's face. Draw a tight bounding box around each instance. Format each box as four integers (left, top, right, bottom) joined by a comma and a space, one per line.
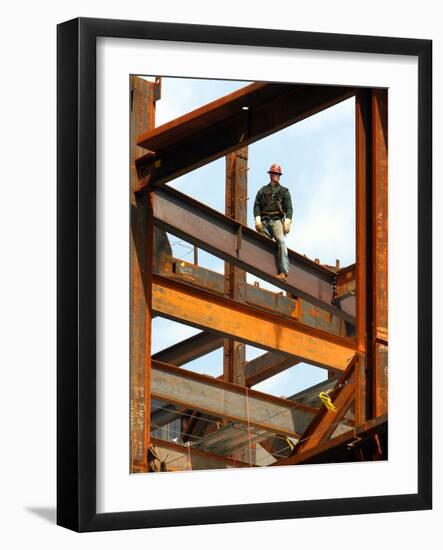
269, 172, 281, 186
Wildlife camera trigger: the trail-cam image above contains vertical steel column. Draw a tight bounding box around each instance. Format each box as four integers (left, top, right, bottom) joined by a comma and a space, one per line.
372, 89, 388, 417
355, 90, 372, 425
223, 148, 248, 386
130, 76, 160, 472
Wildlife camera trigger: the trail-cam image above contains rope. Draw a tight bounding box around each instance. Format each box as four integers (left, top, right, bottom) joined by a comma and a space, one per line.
319, 391, 337, 412
186, 441, 192, 471
245, 387, 253, 467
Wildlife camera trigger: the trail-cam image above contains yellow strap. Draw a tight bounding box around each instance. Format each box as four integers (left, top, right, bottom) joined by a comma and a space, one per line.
286, 437, 295, 450
319, 391, 337, 412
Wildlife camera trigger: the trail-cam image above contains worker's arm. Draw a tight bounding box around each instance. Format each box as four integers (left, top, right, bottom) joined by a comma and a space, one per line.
253, 190, 262, 218
254, 190, 263, 232
283, 190, 293, 234
255, 216, 264, 232
283, 190, 293, 219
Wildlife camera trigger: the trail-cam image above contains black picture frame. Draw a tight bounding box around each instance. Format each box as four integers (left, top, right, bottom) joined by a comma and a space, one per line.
57, 17, 432, 532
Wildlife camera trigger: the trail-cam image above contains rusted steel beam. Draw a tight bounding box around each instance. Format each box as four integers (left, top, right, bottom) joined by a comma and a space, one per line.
163, 258, 350, 336
151, 331, 224, 366
297, 298, 348, 335
273, 357, 356, 465
137, 83, 290, 152
168, 259, 296, 317
152, 368, 339, 450
152, 275, 356, 371
130, 76, 159, 190
355, 90, 371, 425
130, 76, 159, 472
223, 340, 247, 386
135, 83, 355, 190
224, 148, 248, 386
150, 400, 183, 428
152, 226, 173, 273
168, 260, 225, 293
258, 437, 293, 461
150, 347, 301, 434
150, 400, 219, 442
191, 423, 271, 457
335, 264, 356, 302
298, 382, 355, 453
245, 352, 301, 387
290, 414, 388, 465
183, 411, 218, 444
258, 377, 343, 460
151, 360, 317, 438
356, 413, 388, 438
288, 377, 340, 407
279, 429, 358, 465
152, 185, 355, 323
150, 351, 302, 433
272, 390, 355, 467
372, 89, 388, 417
150, 437, 250, 470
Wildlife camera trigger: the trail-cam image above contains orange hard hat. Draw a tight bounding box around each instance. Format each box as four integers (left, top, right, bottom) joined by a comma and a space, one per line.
267, 163, 283, 175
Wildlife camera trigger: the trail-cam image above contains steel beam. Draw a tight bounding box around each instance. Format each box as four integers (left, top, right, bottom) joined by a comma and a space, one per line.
355, 90, 371, 425
150, 437, 250, 470
151, 366, 339, 448
160, 258, 349, 336
354, 89, 389, 423
274, 358, 356, 464
151, 360, 317, 438
279, 429, 358, 466
224, 147, 248, 386
150, 350, 301, 433
244, 352, 301, 387
272, 384, 355, 466
151, 331, 224, 366
150, 400, 183, 427
278, 415, 387, 465
135, 83, 356, 190
258, 377, 342, 460
167, 259, 298, 318
335, 264, 356, 304
152, 185, 355, 323
130, 76, 159, 472
137, 83, 292, 153
191, 423, 271, 457
298, 382, 355, 453
137, 83, 284, 149
372, 89, 388, 417
152, 275, 356, 371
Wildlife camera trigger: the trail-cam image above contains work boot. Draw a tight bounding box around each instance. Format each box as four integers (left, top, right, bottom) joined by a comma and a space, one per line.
276, 273, 288, 280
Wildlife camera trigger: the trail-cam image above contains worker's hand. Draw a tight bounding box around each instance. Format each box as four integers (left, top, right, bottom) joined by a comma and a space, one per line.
283, 218, 291, 235
255, 216, 264, 233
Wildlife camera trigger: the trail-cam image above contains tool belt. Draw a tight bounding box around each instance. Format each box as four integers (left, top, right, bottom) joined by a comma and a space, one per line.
261, 210, 284, 219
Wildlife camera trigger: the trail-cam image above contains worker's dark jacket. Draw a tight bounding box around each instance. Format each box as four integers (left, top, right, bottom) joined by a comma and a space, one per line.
253, 183, 293, 220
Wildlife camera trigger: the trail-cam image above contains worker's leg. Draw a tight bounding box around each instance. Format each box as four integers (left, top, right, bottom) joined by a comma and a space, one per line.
269, 219, 289, 275
260, 219, 273, 239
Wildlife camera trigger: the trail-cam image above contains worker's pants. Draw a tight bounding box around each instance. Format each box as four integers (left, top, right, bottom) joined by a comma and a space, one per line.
261, 218, 289, 275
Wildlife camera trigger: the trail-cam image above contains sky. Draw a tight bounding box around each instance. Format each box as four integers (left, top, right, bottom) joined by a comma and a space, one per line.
142, 75, 355, 397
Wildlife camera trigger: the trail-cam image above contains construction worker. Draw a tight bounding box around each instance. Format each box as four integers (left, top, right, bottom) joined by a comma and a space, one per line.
253, 163, 293, 280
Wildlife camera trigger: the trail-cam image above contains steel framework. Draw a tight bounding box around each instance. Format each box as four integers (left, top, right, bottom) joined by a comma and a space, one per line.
130, 75, 387, 473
